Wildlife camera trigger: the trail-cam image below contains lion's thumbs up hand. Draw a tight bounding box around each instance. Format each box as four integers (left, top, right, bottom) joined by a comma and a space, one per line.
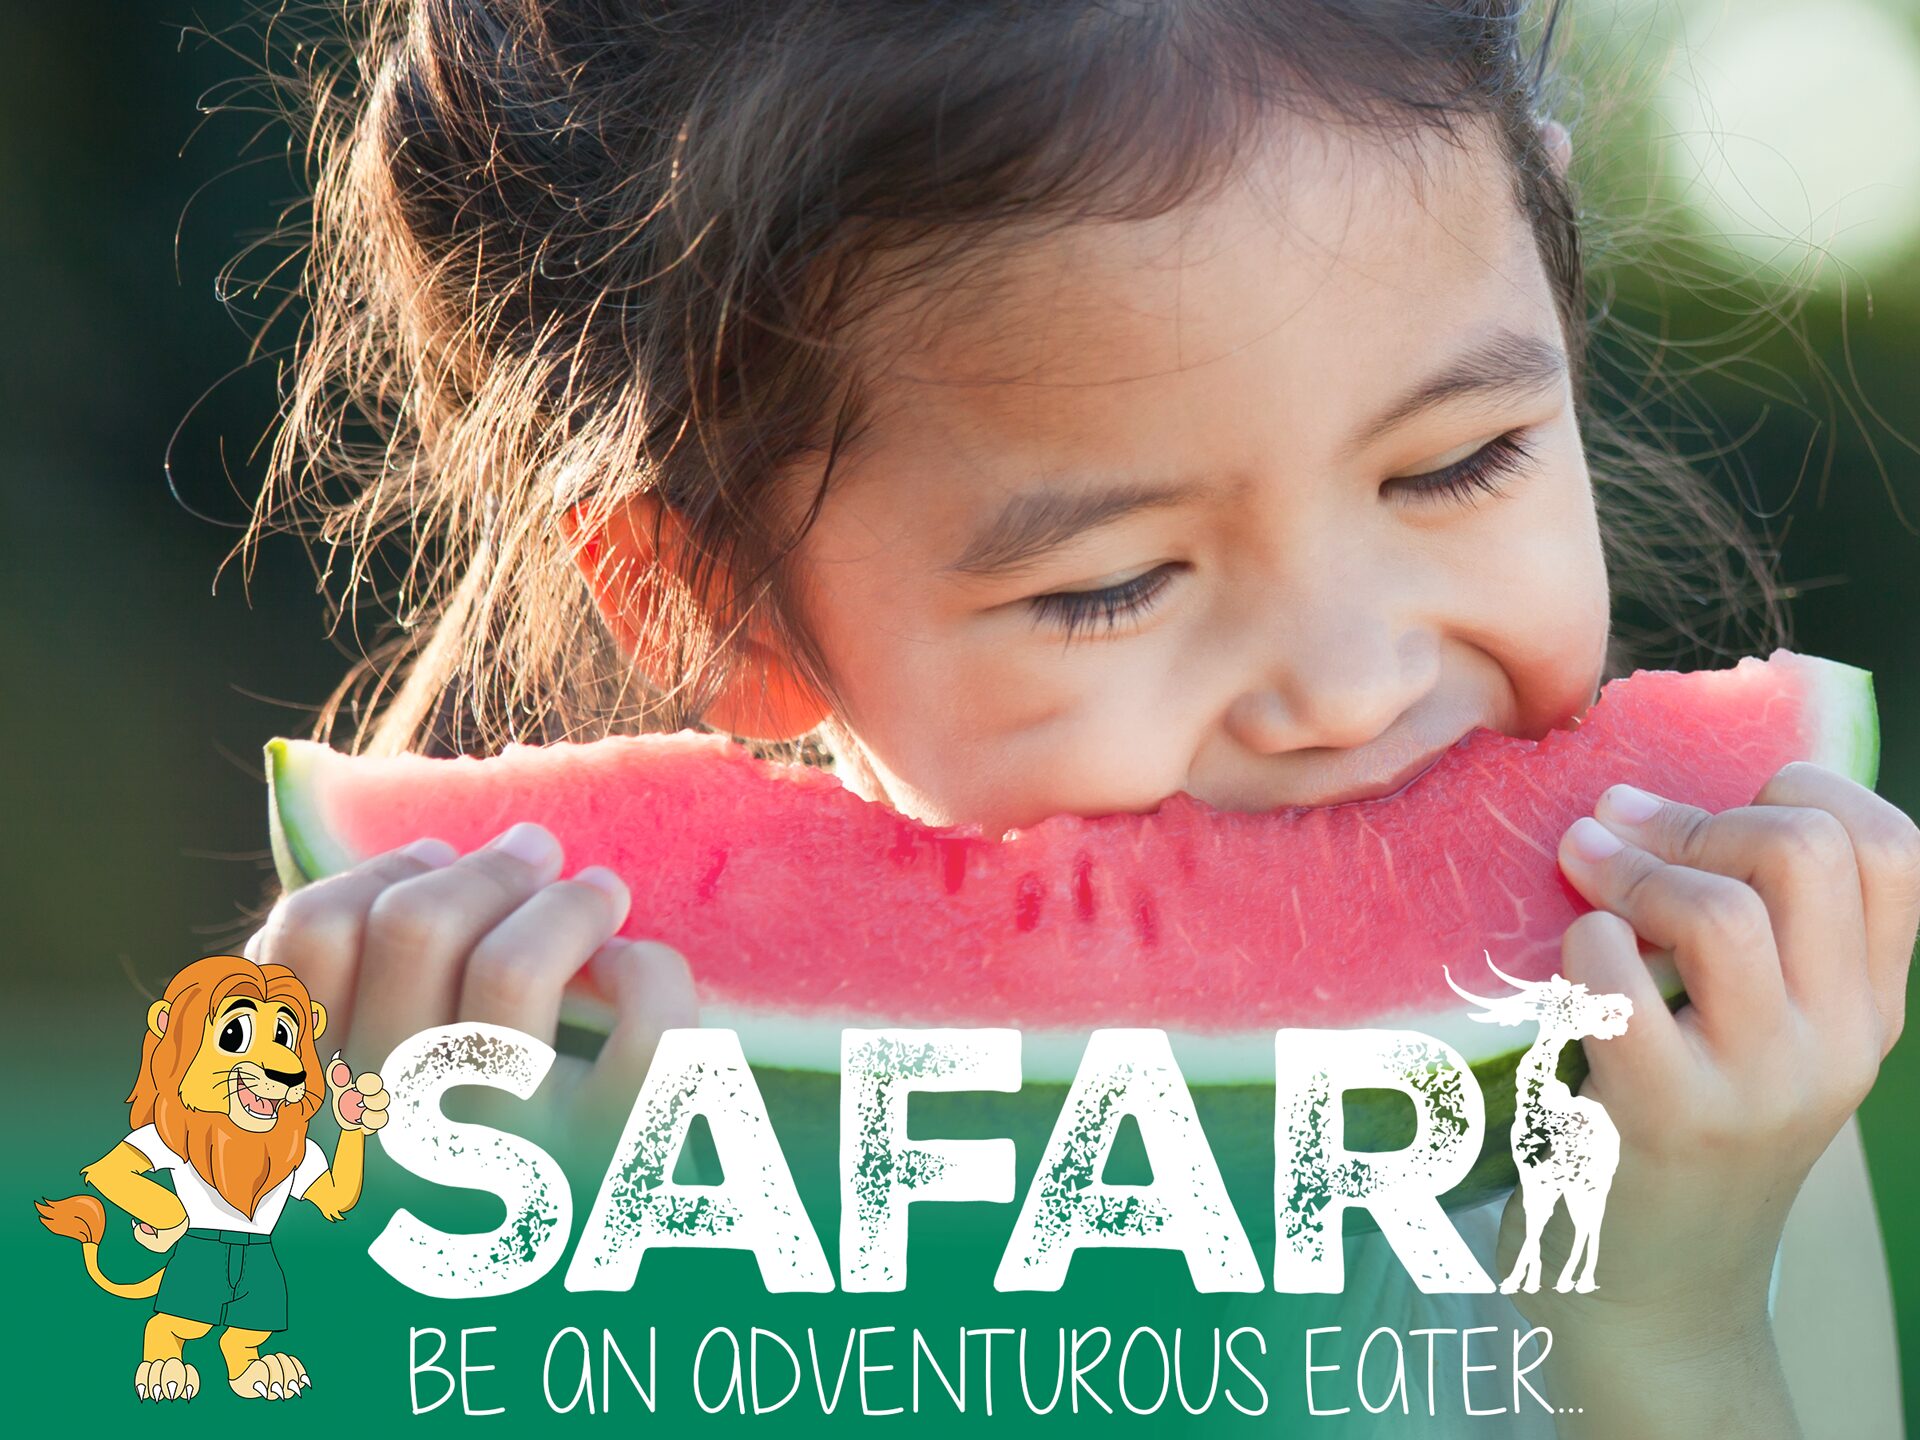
326, 1051, 390, 1134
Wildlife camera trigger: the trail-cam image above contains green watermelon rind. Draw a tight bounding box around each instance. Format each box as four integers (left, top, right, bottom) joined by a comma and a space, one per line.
1806, 657, 1879, 789
267, 736, 353, 890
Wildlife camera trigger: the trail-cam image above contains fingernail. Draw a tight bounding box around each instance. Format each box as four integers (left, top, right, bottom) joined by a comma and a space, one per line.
489, 821, 559, 868
1597, 784, 1661, 825
1568, 815, 1625, 861
573, 866, 630, 910
402, 837, 458, 868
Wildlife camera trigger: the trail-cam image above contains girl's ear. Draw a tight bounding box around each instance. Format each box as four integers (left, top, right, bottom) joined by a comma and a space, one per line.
1540, 118, 1573, 177
560, 493, 829, 741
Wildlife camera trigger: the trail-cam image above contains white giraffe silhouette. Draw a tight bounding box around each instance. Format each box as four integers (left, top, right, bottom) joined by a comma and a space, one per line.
1443, 953, 1634, 1294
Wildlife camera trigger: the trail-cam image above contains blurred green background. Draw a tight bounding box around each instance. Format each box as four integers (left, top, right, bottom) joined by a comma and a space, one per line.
2, 0, 1916, 1429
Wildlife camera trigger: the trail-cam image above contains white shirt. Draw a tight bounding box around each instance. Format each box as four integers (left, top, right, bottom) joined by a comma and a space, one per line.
122, 1124, 329, 1235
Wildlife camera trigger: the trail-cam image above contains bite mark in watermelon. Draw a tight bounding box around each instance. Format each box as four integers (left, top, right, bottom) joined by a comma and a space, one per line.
265, 649, 1877, 1212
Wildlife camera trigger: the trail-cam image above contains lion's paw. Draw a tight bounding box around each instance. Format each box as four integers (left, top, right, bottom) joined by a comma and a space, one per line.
135, 1358, 198, 1402
230, 1352, 309, 1400
329, 1051, 390, 1133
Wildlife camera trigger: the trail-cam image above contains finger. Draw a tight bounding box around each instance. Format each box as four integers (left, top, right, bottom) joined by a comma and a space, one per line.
572, 940, 700, 1144
456, 867, 631, 1041
254, 839, 459, 1043
357, 1086, 390, 1112
1558, 909, 1691, 1109
1560, 816, 1787, 1055
1752, 762, 1920, 1056
353, 823, 566, 1064
336, 1085, 368, 1127
1592, 783, 1869, 1033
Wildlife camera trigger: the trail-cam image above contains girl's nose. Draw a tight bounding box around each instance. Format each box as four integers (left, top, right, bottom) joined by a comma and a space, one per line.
1223, 613, 1440, 755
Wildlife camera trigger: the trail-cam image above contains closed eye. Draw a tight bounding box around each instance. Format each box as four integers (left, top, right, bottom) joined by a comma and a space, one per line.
1027, 562, 1182, 642
1382, 429, 1537, 507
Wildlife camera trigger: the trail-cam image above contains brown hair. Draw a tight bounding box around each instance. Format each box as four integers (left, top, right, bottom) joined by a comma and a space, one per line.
240, 0, 1785, 763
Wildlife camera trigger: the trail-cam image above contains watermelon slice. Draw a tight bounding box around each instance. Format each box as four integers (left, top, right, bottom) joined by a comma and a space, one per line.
265, 649, 1877, 1212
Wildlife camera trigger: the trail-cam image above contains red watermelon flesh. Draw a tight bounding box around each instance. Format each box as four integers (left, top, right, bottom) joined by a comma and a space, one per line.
268, 650, 1875, 1082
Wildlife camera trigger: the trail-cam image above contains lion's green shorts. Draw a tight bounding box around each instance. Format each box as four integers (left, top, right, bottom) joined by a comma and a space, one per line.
154, 1229, 288, 1332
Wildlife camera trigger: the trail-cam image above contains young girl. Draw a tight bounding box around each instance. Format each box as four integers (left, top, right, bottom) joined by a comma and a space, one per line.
238, 0, 1918, 1433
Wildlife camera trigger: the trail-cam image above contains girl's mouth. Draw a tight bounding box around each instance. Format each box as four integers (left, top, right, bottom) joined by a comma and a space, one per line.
235, 1077, 282, 1121
1365, 738, 1462, 800
1293, 730, 1473, 807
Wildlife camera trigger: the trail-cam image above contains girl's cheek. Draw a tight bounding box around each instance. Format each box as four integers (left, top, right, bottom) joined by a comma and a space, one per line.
956, 660, 1195, 827
847, 620, 1203, 830
1478, 456, 1612, 728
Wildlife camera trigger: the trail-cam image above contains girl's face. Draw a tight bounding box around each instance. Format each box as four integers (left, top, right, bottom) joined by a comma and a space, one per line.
779, 122, 1611, 834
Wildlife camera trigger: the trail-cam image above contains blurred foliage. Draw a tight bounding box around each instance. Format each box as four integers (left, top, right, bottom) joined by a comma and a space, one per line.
1, 0, 1915, 1427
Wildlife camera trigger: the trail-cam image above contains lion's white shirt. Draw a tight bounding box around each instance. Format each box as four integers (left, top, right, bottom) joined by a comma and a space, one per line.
122, 1124, 328, 1235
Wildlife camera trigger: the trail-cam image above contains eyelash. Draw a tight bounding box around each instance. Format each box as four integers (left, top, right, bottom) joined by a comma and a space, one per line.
1026, 431, 1537, 641
1028, 564, 1179, 642
1385, 429, 1537, 506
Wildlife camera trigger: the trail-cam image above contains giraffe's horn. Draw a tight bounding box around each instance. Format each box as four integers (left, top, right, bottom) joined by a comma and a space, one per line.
1442, 964, 1504, 1010
1483, 954, 1541, 992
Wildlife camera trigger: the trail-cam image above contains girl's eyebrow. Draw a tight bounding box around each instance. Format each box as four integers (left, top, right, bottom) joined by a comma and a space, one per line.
945, 477, 1209, 578
1349, 326, 1568, 455
945, 326, 1566, 581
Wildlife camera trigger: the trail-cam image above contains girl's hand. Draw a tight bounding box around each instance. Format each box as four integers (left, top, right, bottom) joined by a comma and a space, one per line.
244, 823, 698, 1157
1504, 761, 1918, 1382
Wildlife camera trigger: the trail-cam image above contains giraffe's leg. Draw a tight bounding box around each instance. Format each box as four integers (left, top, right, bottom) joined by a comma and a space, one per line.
1502, 1170, 1553, 1293
1552, 1174, 1596, 1292
1554, 1210, 1589, 1292
1575, 1217, 1601, 1293
1568, 1181, 1610, 1292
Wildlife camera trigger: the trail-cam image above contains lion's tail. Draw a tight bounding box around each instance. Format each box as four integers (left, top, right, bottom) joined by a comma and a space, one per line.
36, 1195, 165, 1299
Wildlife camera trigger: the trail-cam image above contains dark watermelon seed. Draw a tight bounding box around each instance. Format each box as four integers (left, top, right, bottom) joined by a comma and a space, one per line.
1014, 873, 1043, 932
1073, 854, 1096, 921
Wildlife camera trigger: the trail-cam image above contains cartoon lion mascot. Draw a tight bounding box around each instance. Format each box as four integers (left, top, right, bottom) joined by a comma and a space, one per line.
36, 953, 388, 1402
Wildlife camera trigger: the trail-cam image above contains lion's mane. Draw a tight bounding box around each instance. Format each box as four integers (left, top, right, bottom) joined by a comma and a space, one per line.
127, 955, 326, 1219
